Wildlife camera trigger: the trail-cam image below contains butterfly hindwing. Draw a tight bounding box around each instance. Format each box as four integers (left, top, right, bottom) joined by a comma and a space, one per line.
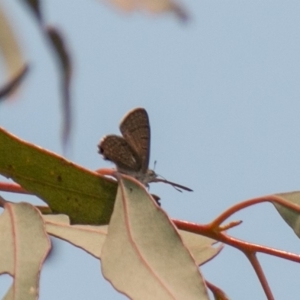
98, 135, 141, 172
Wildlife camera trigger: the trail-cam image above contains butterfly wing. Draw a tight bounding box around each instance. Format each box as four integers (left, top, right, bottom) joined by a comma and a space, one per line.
98, 135, 141, 172
120, 108, 150, 173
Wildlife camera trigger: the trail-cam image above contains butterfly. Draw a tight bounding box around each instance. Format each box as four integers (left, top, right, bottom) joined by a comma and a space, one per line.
98, 107, 192, 192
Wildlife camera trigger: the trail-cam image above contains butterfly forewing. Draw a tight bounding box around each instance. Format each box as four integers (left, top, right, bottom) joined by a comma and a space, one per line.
99, 135, 141, 172
120, 108, 150, 173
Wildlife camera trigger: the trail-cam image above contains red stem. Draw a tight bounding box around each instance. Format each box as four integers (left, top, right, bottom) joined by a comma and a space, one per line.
246, 252, 274, 300
0, 182, 30, 194
211, 195, 300, 228
174, 219, 300, 299
174, 220, 300, 263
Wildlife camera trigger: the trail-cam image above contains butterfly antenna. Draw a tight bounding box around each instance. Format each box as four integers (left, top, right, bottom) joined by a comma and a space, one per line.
173, 185, 183, 193
151, 161, 192, 192
154, 175, 192, 192
156, 174, 181, 192
153, 160, 157, 171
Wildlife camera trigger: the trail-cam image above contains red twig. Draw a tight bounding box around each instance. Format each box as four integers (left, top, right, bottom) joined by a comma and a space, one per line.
174, 220, 300, 263
0, 182, 30, 194
219, 220, 242, 231
246, 252, 274, 300
210, 194, 300, 228
174, 219, 300, 299
95, 168, 116, 177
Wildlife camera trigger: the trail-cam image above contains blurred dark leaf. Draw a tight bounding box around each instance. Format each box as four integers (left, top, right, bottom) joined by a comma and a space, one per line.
22, 0, 42, 22
0, 6, 28, 100
46, 27, 72, 150
0, 65, 29, 100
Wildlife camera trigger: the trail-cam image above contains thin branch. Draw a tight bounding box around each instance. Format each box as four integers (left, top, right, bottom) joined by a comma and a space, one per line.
173, 219, 300, 299
95, 168, 116, 176
246, 252, 274, 300
219, 220, 242, 231
174, 220, 300, 263
210, 195, 300, 228
0, 182, 30, 194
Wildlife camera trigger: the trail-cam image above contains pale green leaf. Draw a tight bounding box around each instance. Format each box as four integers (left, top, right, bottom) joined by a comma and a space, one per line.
0, 202, 51, 300
273, 191, 300, 238
44, 214, 107, 258
179, 231, 222, 266
101, 176, 209, 300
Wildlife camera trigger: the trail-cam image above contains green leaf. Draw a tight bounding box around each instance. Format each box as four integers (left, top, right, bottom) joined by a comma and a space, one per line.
0, 65, 29, 100
101, 175, 209, 300
0, 127, 117, 224
0, 202, 51, 300
273, 191, 300, 238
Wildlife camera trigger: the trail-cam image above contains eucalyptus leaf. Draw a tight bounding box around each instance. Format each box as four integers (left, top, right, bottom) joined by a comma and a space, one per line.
273, 191, 300, 238
0, 127, 117, 225
101, 176, 209, 300
0, 202, 50, 299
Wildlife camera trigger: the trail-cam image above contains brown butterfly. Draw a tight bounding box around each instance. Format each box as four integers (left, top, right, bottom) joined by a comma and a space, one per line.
98, 108, 192, 192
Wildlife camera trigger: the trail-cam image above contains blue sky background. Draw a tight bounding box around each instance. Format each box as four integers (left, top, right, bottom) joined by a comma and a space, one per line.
1, 0, 300, 299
